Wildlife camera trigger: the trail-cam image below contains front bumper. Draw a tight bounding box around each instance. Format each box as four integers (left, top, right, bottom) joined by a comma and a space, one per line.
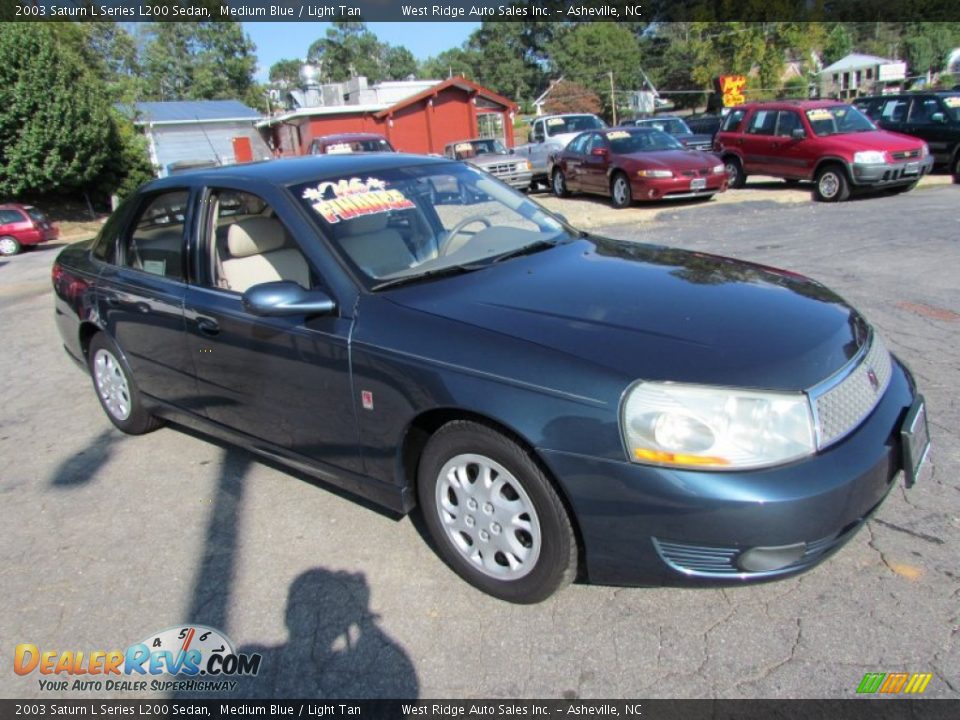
630, 174, 727, 201
851, 156, 934, 186
538, 358, 918, 587
492, 170, 533, 189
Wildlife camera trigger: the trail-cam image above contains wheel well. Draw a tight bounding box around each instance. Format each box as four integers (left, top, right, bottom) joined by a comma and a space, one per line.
78, 323, 100, 363
399, 408, 588, 578
721, 153, 742, 165
813, 159, 850, 180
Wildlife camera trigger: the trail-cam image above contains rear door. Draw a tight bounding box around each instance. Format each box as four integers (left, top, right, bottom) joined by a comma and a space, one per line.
183, 183, 362, 474
98, 188, 196, 405
904, 95, 952, 164
740, 108, 779, 174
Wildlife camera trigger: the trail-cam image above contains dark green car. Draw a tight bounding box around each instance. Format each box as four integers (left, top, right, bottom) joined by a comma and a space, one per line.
855, 92, 960, 182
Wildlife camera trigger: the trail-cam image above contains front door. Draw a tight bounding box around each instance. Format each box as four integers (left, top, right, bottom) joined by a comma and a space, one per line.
766, 110, 812, 179
183, 186, 362, 474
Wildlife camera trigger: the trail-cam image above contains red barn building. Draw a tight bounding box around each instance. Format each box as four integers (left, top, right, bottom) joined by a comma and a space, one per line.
260, 77, 518, 156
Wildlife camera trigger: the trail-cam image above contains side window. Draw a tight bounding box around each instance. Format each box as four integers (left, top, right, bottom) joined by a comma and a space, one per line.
584, 134, 605, 154
92, 201, 133, 263
0, 209, 24, 225
747, 110, 777, 135
908, 97, 940, 124
531, 122, 544, 142
880, 98, 908, 123
122, 191, 189, 280
775, 111, 802, 137
568, 134, 589, 154
205, 189, 315, 295
721, 108, 747, 132
854, 98, 881, 119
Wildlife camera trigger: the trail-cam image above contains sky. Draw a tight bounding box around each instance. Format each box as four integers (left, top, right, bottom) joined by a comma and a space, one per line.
243, 22, 480, 81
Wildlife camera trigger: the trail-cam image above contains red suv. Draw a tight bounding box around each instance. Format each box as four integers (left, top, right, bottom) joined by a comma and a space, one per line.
0, 204, 59, 256
715, 100, 933, 201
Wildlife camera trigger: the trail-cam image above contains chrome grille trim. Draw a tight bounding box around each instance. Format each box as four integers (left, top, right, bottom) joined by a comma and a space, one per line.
808, 332, 892, 449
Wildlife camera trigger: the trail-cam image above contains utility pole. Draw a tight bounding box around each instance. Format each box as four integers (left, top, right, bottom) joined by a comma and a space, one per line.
609, 71, 617, 125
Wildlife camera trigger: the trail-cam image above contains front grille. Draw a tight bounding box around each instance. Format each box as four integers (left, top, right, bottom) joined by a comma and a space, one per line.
681, 169, 710, 177
653, 522, 860, 577
487, 162, 524, 176
891, 149, 920, 161
812, 334, 892, 447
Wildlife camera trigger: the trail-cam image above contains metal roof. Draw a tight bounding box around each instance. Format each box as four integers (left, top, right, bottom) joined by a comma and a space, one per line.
820, 53, 900, 74
133, 101, 261, 125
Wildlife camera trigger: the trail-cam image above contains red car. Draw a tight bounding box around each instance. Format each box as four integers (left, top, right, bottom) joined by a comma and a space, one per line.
308, 133, 396, 155
715, 100, 934, 201
0, 204, 59, 256
551, 128, 728, 207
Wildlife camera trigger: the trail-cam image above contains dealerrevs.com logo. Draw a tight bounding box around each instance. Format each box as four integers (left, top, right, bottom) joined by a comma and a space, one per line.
14, 625, 261, 693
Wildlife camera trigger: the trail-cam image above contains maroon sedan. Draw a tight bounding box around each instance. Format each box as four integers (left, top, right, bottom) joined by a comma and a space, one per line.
0, 204, 59, 256
551, 128, 728, 208
308, 133, 396, 155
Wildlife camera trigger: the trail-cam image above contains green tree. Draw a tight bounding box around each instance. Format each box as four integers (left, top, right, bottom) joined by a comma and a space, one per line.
384, 46, 418, 80
465, 23, 544, 102
0, 24, 114, 197
420, 47, 480, 80
307, 22, 386, 82
269, 58, 304, 86
822, 24, 853, 66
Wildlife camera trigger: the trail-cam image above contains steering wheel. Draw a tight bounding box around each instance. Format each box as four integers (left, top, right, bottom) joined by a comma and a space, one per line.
438, 216, 492, 256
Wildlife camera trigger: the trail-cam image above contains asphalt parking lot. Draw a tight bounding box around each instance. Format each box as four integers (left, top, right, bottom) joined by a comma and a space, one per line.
1, 182, 958, 700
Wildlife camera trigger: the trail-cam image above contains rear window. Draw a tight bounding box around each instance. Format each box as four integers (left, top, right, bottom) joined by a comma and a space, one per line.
320, 138, 393, 154
0, 209, 24, 225
545, 115, 605, 137
25, 207, 47, 223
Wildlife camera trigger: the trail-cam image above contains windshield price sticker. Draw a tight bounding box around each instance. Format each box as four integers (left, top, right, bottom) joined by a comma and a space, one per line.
546, 118, 566, 126
325, 143, 354, 154
944, 97, 960, 108
454, 143, 474, 153
606, 131, 631, 139
302, 177, 414, 224
806, 109, 834, 121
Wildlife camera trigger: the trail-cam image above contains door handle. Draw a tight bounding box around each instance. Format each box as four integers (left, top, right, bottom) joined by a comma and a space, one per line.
103, 292, 120, 307
196, 317, 220, 336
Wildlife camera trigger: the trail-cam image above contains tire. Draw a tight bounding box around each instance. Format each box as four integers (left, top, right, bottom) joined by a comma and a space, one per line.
724, 157, 746, 189
814, 164, 850, 202
88, 333, 162, 435
952, 153, 960, 184
551, 168, 569, 198
610, 172, 633, 209
417, 420, 577, 604
0, 236, 21, 256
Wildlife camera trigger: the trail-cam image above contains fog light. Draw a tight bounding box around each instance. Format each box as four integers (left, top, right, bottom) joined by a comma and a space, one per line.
736, 543, 805, 572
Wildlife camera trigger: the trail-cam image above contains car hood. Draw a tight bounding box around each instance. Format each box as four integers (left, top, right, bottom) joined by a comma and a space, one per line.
826, 130, 925, 152
619, 150, 720, 171
677, 133, 715, 147
387, 237, 867, 391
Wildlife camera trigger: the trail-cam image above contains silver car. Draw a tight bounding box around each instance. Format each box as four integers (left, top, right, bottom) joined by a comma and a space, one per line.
444, 139, 532, 190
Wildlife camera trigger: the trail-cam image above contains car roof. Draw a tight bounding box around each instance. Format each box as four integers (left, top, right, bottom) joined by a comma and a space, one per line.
736, 100, 848, 110
313, 132, 389, 142
0, 203, 31, 212
145, 153, 454, 190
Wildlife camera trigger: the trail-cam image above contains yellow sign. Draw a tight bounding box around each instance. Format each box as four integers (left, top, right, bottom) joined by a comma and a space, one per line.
719, 75, 747, 107
606, 131, 630, 139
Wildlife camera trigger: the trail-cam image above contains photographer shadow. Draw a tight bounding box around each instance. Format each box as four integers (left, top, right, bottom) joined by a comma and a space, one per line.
230, 567, 419, 699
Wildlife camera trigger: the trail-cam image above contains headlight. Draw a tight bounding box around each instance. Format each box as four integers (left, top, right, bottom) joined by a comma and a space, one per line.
853, 150, 887, 164
637, 169, 673, 178
621, 382, 815, 470
712, 164, 725, 174
920, 144, 929, 157
525, 160, 532, 171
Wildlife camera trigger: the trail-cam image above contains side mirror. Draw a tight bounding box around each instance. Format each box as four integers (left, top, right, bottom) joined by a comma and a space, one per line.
242, 281, 336, 318
931, 112, 945, 124
791, 128, 807, 140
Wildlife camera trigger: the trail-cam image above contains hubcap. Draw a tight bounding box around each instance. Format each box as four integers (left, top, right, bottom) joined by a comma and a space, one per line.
435, 453, 541, 580
614, 178, 629, 205
93, 349, 132, 421
819, 172, 839, 198
0, 238, 16, 255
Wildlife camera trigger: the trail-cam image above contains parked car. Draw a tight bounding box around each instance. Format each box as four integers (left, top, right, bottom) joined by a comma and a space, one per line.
53, 154, 929, 603
513, 114, 607, 188
552, 127, 727, 207
0, 203, 59, 256
308, 133, 395, 155
715, 100, 933, 201
443, 138, 532, 190
684, 111, 725, 138
854, 92, 960, 182
620, 116, 714, 151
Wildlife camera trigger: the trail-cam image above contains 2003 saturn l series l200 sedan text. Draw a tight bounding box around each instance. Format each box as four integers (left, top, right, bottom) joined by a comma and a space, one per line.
52, 154, 931, 603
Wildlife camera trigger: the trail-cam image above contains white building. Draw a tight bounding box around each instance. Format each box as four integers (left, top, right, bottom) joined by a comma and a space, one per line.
820, 53, 906, 99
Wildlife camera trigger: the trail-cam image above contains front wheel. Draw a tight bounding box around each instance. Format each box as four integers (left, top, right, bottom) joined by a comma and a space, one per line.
417, 421, 577, 603
88, 333, 162, 435
551, 168, 570, 198
725, 157, 746, 189
0, 236, 21, 256
814, 165, 850, 202
952, 153, 960, 184
610, 172, 633, 209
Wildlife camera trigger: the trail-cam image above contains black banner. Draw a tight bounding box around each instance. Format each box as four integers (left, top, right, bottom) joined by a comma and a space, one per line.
4, 0, 960, 23
1, 700, 959, 719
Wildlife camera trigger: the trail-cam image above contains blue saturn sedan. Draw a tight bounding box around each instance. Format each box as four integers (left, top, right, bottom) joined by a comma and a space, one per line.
53, 154, 930, 603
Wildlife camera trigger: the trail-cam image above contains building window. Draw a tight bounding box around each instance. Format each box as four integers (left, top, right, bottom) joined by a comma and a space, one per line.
477, 113, 505, 142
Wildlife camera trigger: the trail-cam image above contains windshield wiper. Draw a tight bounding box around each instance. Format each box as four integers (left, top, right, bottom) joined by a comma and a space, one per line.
370, 263, 485, 292
489, 239, 560, 264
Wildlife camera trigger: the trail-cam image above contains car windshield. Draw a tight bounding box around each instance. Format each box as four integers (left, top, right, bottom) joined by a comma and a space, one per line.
292, 163, 572, 286
323, 138, 392, 153
637, 118, 691, 135
545, 115, 605, 136
941, 95, 960, 122
607, 129, 685, 153
450, 139, 508, 159
805, 105, 876, 136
